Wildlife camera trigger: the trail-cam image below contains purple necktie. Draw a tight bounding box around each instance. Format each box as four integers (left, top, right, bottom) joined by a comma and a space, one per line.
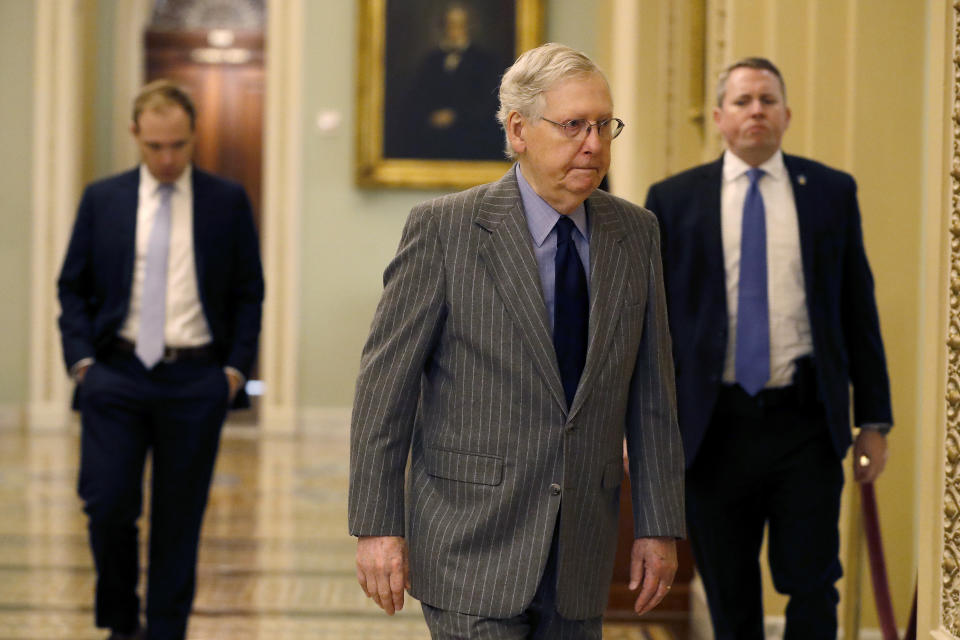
135, 183, 174, 369
735, 168, 770, 395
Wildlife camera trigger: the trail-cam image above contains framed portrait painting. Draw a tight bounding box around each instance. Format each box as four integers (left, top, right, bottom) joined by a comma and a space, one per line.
356, 0, 544, 189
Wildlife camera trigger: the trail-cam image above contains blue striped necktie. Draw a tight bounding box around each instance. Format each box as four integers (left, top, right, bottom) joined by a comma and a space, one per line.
735, 168, 770, 395
553, 216, 589, 408
135, 183, 174, 369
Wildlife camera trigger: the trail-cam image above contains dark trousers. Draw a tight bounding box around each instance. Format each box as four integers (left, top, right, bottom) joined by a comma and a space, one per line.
77, 349, 229, 640
686, 385, 843, 640
421, 517, 602, 639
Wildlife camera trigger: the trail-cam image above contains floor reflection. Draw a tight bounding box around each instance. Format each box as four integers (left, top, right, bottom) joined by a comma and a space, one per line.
0, 425, 674, 639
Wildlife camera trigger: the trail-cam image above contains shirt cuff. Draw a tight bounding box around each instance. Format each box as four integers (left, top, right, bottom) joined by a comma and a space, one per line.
70, 357, 95, 382
858, 422, 892, 435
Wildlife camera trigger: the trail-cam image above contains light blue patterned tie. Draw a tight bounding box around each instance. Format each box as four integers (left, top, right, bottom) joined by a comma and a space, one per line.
735, 168, 770, 396
135, 183, 174, 369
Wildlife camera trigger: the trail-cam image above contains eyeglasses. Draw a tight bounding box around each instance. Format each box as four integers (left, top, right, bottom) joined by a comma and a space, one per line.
540, 117, 625, 141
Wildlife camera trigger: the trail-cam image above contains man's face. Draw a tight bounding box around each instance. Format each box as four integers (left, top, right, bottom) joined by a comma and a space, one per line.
713, 67, 791, 166
131, 105, 195, 183
443, 7, 469, 47
508, 73, 612, 214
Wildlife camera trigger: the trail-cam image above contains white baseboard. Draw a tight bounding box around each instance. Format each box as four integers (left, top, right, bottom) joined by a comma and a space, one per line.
25, 402, 76, 431
17, 402, 352, 435
297, 406, 351, 432
256, 403, 299, 434
0, 404, 24, 429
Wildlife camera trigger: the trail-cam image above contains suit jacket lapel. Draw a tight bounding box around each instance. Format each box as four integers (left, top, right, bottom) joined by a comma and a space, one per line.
567, 192, 628, 418
191, 170, 211, 302
117, 170, 140, 300
475, 168, 567, 411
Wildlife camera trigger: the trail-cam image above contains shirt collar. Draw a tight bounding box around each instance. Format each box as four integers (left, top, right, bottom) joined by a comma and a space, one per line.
515, 164, 588, 248
139, 164, 192, 195
722, 149, 786, 183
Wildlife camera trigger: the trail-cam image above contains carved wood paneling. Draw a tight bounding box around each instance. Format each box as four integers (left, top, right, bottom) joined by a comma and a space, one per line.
944, 1, 960, 632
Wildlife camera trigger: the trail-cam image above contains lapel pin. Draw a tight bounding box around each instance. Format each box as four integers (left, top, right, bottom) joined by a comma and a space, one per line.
797, 174, 807, 186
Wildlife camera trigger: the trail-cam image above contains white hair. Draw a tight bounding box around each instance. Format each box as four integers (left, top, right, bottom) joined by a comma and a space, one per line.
496, 42, 608, 160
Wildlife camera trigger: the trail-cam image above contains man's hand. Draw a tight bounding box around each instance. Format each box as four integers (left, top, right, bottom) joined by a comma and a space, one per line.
75, 364, 92, 384
225, 369, 243, 403
853, 429, 888, 484
629, 536, 677, 616
356, 535, 410, 615
622, 437, 630, 476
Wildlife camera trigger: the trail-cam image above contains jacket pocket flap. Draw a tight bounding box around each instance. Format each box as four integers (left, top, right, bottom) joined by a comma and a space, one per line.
425, 447, 504, 486
601, 459, 623, 489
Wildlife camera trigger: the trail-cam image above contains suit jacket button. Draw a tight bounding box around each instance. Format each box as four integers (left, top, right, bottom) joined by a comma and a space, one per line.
565, 424, 576, 434
549, 483, 561, 496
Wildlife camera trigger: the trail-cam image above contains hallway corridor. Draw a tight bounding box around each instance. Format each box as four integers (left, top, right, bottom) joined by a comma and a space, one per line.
0, 423, 677, 639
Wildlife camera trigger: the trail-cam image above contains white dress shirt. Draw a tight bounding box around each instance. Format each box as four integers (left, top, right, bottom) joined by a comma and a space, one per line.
118, 165, 213, 348
720, 150, 812, 388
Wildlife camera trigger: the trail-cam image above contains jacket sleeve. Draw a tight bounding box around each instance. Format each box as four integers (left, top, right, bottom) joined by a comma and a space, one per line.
57, 187, 98, 371
838, 176, 893, 427
348, 203, 447, 537
223, 186, 265, 379
625, 215, 686, 539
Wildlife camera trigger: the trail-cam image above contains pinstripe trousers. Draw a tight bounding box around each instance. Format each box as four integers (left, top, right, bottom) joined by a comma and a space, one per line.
420, 518, 602, 639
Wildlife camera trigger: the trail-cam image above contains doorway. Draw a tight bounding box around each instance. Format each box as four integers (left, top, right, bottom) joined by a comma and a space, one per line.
144, 2, 267, 421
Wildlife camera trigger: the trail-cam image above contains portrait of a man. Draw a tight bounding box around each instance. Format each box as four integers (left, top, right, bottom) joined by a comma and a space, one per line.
383, 1, 515, 161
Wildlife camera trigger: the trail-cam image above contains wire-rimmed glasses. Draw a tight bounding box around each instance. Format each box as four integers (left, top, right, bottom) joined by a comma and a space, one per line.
540, 117, 625, 141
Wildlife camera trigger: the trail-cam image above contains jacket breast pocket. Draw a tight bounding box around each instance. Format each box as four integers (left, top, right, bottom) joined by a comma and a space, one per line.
425, 447, 504, 486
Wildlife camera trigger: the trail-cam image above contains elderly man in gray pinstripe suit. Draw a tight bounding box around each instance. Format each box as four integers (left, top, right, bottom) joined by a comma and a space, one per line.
349, 43, 685, 639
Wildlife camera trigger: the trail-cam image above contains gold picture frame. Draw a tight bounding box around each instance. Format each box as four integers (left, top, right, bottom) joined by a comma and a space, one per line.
356, 0, 544, 189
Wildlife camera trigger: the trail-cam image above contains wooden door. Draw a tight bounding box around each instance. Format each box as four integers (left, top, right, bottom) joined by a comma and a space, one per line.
145, 29, 265, 229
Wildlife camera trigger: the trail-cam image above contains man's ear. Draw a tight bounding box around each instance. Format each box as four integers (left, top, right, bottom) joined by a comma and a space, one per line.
505, 111, 526, 156
130, 122, 139, 138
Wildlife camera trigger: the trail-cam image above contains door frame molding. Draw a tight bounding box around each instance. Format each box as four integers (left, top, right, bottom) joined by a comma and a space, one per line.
918, 0, 957, 635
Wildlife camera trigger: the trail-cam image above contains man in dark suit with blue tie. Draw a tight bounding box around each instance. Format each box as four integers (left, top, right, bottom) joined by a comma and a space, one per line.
57, 80, 264, 640
644, 57, 893, 639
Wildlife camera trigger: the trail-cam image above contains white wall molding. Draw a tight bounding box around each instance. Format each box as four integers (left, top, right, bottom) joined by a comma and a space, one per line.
918, 0, 954, 636
110, 0, 150, 172
259, 0, 304, 434
28, 0, 88, 431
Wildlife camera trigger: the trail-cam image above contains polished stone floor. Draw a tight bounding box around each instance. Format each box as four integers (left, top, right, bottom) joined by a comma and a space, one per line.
0, 423, 677, 639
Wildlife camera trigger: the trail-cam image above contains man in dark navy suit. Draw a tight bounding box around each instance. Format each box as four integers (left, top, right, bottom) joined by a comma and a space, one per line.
644, 58, 892, 639
57, 80, 264, 640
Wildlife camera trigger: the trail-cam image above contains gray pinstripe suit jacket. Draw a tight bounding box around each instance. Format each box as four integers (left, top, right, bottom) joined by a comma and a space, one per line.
348, 166, 685, 620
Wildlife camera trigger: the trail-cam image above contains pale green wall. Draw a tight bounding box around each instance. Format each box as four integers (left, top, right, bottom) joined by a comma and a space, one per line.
0, 1, 34, 404
92, 0, 118, 179
298, 1, 603, 407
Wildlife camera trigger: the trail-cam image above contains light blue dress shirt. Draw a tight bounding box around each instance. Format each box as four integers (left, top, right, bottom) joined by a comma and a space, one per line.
515, 164, 590, 332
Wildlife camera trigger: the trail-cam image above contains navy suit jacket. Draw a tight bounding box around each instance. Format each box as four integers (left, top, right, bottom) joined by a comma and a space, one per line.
57, 167, 265, 409
644, 154, 892, 467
